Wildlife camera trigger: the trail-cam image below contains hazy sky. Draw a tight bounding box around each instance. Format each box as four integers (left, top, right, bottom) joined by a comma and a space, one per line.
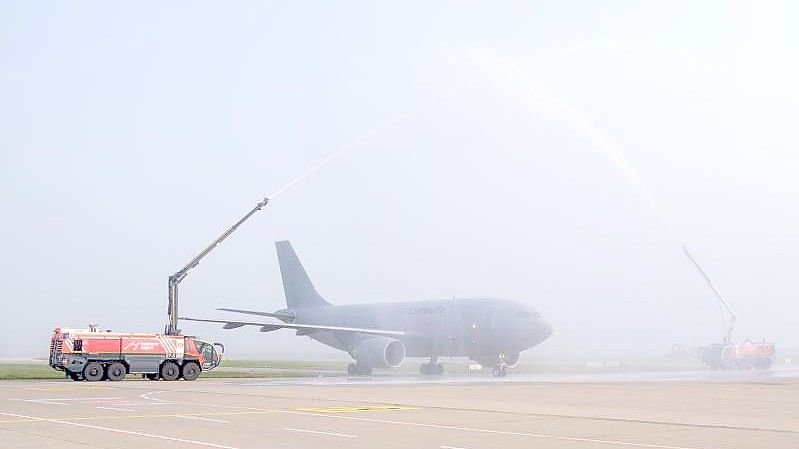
2, 2, 798, 359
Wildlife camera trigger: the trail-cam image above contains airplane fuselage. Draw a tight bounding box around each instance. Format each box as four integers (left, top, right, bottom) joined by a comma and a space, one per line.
283, 297, 552, 365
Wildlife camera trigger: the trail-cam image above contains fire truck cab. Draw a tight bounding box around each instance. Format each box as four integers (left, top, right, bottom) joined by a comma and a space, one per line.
49, 326, 223, 381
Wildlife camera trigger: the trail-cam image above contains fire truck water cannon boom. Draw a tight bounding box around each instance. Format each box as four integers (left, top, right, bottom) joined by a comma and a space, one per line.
166, 197, 270, 335
682, 246, 775, 371
682, 246, 736, 342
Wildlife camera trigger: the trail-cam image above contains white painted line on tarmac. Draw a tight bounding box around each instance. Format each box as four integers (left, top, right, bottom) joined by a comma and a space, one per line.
140, 391, 172, 402
113, 402, 175, 406
177, 415, 229, 423
0, 412, 240, 449
96, 406, 134, 412
285, 427, 358, 438
30, 397, 124, 401
197, 403, 707, 449
11, 397, 127, 406
7, 398, 55, 403
293, 411, 705, 449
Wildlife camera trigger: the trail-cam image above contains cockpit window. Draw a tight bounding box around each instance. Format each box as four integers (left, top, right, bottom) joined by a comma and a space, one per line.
515, 310, 541, 319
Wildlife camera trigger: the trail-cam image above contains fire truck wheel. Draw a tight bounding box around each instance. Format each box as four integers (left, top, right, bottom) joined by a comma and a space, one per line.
83, 362, 104, 382
160, 361, 180, 381
181, 362, 201, 381
145, 373, 159, 380
106, 363, 126, 381
68, 372, 82, 381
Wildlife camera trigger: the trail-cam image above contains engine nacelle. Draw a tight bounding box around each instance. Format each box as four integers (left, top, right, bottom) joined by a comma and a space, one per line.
351, 337, 405, 368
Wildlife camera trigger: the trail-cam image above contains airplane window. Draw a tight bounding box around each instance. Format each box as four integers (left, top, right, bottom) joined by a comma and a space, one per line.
515, 310, 542, 319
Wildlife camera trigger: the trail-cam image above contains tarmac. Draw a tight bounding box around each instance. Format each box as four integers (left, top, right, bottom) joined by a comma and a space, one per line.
1, 372, 797, 449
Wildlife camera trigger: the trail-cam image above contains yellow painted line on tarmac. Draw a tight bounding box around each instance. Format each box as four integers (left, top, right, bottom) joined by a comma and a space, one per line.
296, 405, 419, 413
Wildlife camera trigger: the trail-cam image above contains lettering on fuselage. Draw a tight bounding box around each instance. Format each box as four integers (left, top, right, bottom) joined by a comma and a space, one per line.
408, 306, 445, 315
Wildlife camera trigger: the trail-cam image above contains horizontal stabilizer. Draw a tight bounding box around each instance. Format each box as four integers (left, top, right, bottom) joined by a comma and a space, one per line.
179, 317, 412, 337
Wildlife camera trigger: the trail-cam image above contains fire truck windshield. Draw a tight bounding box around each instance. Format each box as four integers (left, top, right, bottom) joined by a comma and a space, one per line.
195, 340, 218, 366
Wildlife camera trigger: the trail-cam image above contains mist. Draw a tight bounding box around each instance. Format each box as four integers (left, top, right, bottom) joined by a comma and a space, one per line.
2, 1, 798, 360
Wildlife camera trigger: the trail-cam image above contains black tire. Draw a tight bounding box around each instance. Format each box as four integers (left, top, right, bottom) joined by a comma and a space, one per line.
145, 373, 159, 380
181, 362, 201, 381
106, 362, 126, 381
347, 363, 372, 376
420, 363, 444, 376
492, 365, 507, 378
83, 362, 104, 382
68, 372, 82, 381
160, 361, 180, 381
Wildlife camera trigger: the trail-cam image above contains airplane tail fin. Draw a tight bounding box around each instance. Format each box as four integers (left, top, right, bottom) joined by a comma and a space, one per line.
275, 240, 330, 309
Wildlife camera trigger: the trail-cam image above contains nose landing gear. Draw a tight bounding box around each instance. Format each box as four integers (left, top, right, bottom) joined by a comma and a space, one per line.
492, 354, 509, 378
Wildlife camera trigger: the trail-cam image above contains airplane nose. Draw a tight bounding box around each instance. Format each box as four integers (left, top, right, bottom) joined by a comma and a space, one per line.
530, 318, 553, 346
542, 319, 553, 340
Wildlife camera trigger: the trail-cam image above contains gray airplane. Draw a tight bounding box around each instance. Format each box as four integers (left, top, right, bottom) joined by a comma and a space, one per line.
182, 241, 553, 376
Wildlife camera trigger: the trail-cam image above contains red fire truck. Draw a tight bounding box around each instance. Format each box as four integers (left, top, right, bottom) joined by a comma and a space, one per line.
683, 247, 777, 371
701, 340, 776, 371
49, 326, 223, 381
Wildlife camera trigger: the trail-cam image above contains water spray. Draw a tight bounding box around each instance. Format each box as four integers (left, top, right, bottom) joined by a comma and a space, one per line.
458, 45, 679, 239
167, 115, 403, 334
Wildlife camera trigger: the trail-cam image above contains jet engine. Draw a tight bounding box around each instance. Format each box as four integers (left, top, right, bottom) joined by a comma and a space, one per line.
351, 337, 405, 368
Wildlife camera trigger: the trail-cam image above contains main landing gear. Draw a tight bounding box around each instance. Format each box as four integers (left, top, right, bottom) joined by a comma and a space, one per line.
419, 357, 444, 375
347, 363, 373, 376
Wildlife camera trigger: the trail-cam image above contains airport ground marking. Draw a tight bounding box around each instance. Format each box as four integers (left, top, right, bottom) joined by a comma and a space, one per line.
285, 427, 357, 438
287, 409, 711, 449
112, 401, 176, 406
0, 409, 276, 424
95, 406, 134, 412
25, 385, 114, 392
197, 403, 712, 449
177, 415, 229, 423
9, 396, 125, 406
296, 405, 418, 413
140, 390, 172, 402
0, 412, 240, 449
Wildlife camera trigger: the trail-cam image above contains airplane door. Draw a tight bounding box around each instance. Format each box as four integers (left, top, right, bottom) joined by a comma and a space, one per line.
442, 303, 463, 356
470, 305, 496, 359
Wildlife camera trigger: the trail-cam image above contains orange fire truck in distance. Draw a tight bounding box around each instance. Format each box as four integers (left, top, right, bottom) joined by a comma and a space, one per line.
49, 325, 223, 381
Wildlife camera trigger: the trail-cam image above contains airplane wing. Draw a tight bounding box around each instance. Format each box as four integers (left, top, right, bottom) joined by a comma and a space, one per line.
179, 317, 411, 337
216, 308, 295, 320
